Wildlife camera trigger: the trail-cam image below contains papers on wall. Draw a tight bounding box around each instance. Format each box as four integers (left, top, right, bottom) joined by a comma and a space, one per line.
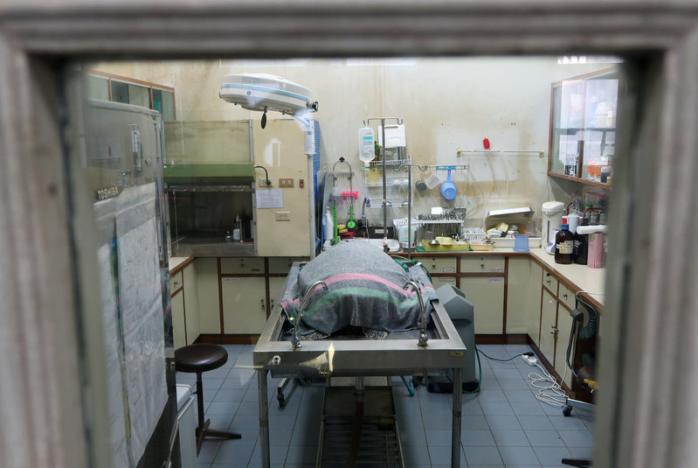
115, 184, 168, 466
96, 240, 130, 468
95, 183, 168, 467
256, 188, 284, 209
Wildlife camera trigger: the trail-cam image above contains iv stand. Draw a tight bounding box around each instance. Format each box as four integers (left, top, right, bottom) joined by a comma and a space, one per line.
363, 117, 404, 250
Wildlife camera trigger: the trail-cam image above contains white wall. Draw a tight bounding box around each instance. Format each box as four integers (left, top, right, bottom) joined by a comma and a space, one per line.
91, 58, 612, 230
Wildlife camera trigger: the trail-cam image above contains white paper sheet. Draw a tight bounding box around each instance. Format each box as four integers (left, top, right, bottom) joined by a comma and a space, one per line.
256, 188, 284, 209
97, 243, 130, 468
114, 183, 168, 466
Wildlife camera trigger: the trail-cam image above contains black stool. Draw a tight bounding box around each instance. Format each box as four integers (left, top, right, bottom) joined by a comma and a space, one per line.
175, 344, 241, 452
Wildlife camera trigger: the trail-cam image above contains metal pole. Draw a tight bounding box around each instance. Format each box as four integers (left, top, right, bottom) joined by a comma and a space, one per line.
381, 119, 387, 240
407, 163, 412, 258
451, 367, 462, 468
257, 369, 270, 468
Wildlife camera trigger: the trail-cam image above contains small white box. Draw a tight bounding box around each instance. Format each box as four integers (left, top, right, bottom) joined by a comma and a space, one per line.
378, 124, 406, 148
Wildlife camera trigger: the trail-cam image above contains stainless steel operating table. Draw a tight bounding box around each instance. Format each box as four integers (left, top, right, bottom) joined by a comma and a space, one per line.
252, 272, 466, 468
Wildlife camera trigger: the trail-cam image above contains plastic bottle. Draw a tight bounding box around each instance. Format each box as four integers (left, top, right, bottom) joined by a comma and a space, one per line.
233, 215, 242, 242
324, 209, 334, 242
573, 217, 589, 265
555, 216, 574, 264
358, 127, 376, 163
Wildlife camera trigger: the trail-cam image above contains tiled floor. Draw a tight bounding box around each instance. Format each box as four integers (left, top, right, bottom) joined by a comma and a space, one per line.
176, 344, 594, 467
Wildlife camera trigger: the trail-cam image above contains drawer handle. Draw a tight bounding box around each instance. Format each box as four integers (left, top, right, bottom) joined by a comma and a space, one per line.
563, 293, 568, 299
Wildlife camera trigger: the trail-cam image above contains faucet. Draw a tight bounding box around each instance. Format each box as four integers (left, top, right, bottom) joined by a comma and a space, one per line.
361, 197, 370, 237
292, 280, 328, 350
404, 280, 429, 347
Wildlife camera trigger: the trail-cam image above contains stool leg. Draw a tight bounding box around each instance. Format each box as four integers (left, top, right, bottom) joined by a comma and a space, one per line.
195, 371, 210, 453
196, 372, 205, 430
194, 370, 241, 453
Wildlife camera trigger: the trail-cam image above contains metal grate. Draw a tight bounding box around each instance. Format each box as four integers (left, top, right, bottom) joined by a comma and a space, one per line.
317, 387, 404, 468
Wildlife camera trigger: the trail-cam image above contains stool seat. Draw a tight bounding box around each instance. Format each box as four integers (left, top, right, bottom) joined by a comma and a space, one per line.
175, 344, 228, 373
174, 343, 240, 452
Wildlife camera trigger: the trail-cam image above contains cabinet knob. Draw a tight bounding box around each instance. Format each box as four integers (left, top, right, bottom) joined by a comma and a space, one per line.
563, 293, 568, 299
260, 299, 265, 311
480, 264, 485, 268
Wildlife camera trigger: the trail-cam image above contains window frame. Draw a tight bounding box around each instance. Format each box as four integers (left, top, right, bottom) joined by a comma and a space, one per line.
1, 3, 697, 468
89, 70, 176, 118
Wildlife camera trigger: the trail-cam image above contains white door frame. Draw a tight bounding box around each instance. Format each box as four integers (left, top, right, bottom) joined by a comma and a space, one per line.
2, 2, 698, 467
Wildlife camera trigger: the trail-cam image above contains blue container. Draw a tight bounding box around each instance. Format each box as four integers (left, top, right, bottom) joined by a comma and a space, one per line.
514, 234, 530, 252
440, 169, 457, 201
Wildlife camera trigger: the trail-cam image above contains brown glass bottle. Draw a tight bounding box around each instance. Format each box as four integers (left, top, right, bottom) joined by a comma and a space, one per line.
555, 223, 575, 264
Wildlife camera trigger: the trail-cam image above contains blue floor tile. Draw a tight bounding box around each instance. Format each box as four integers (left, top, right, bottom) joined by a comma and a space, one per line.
213, 440, 256, 466
533, 446, 572, 465
558, 429, 593, 448
193, 344, 593, 467
464, 445, 504, 465
498, 445, 540, 465
525, 430, 565, 447
492, 429, 529, 447
462, 429, 496, 447
486, 414, 523, 431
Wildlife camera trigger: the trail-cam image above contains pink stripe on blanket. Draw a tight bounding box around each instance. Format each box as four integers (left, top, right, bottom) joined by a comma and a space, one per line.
322, 273, 416, 296
280, 273, 423, 309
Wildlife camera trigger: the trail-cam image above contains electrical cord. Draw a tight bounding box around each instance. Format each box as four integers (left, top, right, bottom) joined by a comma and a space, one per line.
528, 362, 567, 407
477, 348, 534, 362
444, 344, 484, 394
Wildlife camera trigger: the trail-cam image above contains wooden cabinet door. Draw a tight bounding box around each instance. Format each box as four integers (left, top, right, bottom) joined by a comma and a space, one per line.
182, 263, 199, 344
195, 258, 222, 334
539, 289, 558, 364
527, 261, 543, 344
222, 277, 267, 334
555, 305, 574, 388
506, 258, 542, 335
431, 276, 457, 290
459, 276, 505, 334
171, 291, 186, 349
268, 277, 288, 313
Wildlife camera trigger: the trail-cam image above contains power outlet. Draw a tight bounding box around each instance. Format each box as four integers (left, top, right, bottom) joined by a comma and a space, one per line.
278, 178, 294, 188
275, 211, 291, 221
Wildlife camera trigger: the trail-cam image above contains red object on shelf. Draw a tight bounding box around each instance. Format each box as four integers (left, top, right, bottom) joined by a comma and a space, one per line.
483, 137, 491, 150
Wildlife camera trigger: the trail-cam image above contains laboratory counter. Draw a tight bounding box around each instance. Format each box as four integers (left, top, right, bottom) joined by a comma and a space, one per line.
529, 248, 605, 308
395, 247, 605, 310
169, 256, 194, 275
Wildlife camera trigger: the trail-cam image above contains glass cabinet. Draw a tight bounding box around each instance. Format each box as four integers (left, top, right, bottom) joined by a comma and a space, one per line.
548, 68, 618, 187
